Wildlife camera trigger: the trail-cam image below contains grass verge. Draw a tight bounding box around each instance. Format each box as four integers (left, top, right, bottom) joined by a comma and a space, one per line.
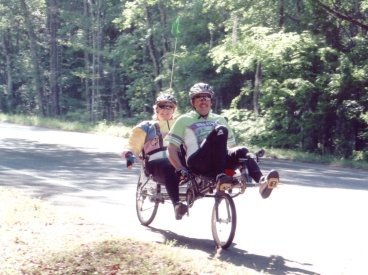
265, 148, 368, 170
0, 187, 253, 275
0, 113, 132, 138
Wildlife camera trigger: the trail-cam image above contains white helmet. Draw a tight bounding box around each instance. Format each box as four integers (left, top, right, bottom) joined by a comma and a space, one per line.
189, 83, 214, 99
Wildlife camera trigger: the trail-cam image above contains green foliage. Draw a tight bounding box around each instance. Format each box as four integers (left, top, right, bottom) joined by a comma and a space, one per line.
222, 108, 266, 146
352, 150, 368, 161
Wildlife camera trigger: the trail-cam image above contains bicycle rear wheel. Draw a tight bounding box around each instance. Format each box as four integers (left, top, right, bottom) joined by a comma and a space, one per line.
136, 175, 159, 226
211, 193, 237, 249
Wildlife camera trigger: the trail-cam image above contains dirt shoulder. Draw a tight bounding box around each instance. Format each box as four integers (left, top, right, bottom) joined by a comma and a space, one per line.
0, 187, 255, 274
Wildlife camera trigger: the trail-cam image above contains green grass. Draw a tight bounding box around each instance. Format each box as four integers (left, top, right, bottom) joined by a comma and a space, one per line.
0, 113, 132, 138
265, 147, 368, 170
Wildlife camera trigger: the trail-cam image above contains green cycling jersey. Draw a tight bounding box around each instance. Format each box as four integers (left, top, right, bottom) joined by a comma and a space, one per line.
165, 110, 236, 161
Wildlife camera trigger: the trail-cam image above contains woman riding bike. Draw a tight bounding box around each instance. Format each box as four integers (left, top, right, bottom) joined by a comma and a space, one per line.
122, 93, 188, 219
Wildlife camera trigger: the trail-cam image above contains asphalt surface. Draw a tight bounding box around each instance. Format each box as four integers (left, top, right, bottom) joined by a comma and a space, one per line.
1, 122, 368, 275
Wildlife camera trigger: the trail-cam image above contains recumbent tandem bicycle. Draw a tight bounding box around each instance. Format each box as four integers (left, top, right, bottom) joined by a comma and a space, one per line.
135, 149, 274, 249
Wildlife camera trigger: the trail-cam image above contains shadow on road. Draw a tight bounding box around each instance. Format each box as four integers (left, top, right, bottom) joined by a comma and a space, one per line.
2, 137, 367, 203
0, 138, 136, 201
147, 226, 319, 275
262, 159, 368, 191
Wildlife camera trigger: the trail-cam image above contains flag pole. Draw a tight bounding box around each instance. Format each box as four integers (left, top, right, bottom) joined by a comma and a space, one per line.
170, 37, 178, 89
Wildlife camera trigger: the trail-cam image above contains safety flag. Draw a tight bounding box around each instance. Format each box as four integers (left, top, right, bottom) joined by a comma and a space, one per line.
171, 16, 181, 38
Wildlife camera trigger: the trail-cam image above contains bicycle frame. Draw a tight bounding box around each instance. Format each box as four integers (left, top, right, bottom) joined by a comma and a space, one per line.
135, 149, 264, 248
146, 152, 261, 212
181, 158, 252, 212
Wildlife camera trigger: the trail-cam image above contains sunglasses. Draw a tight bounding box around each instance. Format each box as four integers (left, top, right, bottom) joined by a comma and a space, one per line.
157, 103, 175, 110
193, 94, 212, 101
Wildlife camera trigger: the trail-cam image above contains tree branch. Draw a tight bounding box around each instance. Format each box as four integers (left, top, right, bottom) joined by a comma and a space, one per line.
315, 0, 368, 31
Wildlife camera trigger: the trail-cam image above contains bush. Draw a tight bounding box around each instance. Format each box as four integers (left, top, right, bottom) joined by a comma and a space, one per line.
352, 150, 368, 161
222, 109, 266, 146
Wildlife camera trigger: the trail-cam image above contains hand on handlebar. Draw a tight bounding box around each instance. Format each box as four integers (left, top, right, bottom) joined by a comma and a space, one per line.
256, 149, 265, 158
124, 151, 136, 169
244, 149, 265, 162
175, 167, 190, 181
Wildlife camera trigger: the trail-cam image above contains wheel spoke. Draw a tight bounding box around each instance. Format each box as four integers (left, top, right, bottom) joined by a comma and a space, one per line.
211, 193, 237, 249
136, 176, 159, 226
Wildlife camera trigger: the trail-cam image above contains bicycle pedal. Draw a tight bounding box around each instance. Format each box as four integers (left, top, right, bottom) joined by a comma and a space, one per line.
236, 183, 247, 193
218, 183, 233, 191
268, 178, 278, 188
179, 179, 188, 186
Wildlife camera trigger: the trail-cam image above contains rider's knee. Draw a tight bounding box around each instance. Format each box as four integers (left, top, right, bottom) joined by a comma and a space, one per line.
234, 146, 249, 158
215, 125, 228, 136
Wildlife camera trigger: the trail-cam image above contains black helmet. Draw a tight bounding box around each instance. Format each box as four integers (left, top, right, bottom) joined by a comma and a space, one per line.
155, 93, 177, 105
189, 82, 214, 99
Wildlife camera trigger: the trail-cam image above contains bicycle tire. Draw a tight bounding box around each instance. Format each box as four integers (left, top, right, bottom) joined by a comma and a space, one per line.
211, 193, 237, 249
135, 175, 159, 226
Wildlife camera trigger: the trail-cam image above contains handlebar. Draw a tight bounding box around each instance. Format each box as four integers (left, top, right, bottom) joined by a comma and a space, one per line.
238, 148, 265, 163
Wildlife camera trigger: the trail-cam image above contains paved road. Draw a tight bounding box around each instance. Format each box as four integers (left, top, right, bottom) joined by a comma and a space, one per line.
1, 122, 368, 275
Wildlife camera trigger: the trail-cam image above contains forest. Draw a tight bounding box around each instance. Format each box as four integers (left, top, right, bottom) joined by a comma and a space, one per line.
0, 0, 367, 160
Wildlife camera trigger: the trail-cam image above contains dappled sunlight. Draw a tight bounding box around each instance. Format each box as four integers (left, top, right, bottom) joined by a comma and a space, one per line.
0, 137, 138, 207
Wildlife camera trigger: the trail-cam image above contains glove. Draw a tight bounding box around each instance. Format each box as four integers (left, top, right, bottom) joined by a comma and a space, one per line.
175, 167, 190, 181
124, 152, 136, 169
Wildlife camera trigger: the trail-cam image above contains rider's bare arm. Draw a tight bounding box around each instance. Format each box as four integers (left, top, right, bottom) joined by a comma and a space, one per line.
167, 143, 185, 171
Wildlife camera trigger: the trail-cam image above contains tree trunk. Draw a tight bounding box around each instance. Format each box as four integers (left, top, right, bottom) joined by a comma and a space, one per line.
96, 0, 105, 120
83, 0, 92, 121
48, 0, 60, 116
88, 0, 105, 122
278, 0, 285, 28
145, 7, 161, 93
1, 29, 15, 112
90, 1, 97, 122
253, 60, 262, 116
20, 0, 46, 116
158, 2, 169, 56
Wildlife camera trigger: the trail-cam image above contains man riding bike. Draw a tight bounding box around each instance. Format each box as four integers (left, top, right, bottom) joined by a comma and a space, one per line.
166, 82, 279, 198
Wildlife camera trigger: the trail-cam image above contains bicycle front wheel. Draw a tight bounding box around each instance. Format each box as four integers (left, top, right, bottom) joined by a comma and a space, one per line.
211, 193, 237, 249
136, 175, 159, 226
